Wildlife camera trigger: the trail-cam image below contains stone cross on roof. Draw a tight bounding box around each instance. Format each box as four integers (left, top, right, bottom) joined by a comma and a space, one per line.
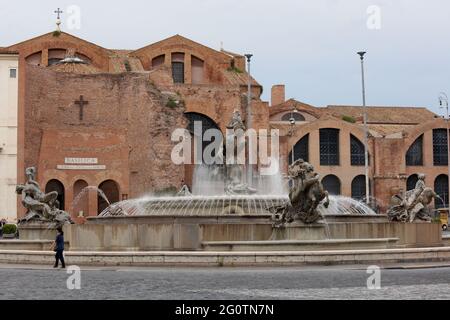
54, 8, 63, 31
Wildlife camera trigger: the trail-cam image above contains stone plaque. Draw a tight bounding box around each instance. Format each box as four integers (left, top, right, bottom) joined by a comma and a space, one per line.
57, 165, 106, 170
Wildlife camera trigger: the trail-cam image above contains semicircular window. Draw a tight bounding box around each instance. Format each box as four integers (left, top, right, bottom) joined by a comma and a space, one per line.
322, 174, 341, 195
406, 135, 423, 166
281, 112, 305, 122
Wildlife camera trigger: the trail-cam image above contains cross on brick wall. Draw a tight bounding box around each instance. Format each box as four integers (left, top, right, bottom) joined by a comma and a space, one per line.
74, 95, 89, 121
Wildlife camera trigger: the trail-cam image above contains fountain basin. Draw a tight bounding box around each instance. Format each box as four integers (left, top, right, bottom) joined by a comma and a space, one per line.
66, 215, 443, 251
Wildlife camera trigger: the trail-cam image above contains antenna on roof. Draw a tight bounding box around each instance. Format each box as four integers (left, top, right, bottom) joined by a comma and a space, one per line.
220, 41, 224, 51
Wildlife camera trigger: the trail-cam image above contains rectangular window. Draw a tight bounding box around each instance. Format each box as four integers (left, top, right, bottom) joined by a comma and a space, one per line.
9, 68, 17, 78
433, 129, 448, 166
172, 62, 184, 84
320, 128, 340, 165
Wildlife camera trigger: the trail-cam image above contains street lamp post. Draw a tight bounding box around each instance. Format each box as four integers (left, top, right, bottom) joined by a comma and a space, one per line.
289, 108, 298, 164
357, 51, 371, 205
244, 54, 253, 186
439, 92, 450, 209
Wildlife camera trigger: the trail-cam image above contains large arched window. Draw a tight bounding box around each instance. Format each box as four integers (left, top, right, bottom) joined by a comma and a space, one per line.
406, 174, 419, 191
433, 129, 448, 166
288, 134, 309, 164
351, 175, 367, 200
350, 134, 366, 166
45, 179, 65, 210
406, 135, 423, 166
434, 174, 448, 208
320, 128, 339, 165
281, 113, 305, 122
98, 180, 120, 215
322, 175, 341, 195
185, 112, 222, 164
171, 52, 185, 83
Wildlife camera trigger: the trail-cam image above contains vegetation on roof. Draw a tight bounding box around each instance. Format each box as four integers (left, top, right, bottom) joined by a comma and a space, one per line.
227, 66, 243, 73
342, 115, 356, 123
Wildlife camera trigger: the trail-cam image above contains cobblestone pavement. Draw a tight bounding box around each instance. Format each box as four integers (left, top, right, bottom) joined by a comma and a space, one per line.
0, 264, 449, 300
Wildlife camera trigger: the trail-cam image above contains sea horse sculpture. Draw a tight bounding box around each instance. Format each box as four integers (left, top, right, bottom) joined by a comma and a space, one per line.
270, 159, 330, 225
16, 167, 73, 226
387, 173, 437, 222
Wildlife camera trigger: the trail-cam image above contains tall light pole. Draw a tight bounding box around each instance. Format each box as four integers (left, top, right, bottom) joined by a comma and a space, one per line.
357, 51, 371, 205
244, 54, 253, 186
439, 92, 450, 209
289, 107, 298, 164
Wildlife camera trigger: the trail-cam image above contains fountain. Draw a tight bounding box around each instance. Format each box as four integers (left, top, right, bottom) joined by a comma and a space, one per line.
65, 114, 443, 251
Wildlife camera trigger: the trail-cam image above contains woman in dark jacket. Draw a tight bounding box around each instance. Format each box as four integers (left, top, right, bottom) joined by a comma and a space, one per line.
53, 227, 65, 268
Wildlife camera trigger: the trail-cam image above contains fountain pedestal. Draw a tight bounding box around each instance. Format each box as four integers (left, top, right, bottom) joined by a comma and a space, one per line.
18, 222, 60, 240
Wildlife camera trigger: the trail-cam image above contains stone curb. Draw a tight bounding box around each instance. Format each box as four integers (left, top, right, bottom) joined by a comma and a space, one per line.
0, 247, 450, 266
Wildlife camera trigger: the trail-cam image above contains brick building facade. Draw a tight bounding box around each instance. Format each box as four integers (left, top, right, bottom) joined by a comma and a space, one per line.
2, 31, 449, 221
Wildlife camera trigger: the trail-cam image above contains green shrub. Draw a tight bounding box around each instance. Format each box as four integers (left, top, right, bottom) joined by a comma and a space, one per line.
227, 66, 243, 73
166, 97, 178, 108
52, 30, 61, 37
342, 115, 356, 123
2, 224, 17, 235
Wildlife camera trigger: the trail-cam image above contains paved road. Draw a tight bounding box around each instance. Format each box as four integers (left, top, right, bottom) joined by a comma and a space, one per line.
0, 264, 449, 300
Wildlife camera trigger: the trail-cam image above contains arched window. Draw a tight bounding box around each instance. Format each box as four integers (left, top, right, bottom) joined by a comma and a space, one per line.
288, 134, 309, 164
351, 175, 367, 200
320, 128, 339, 165
281, 113, 305, 122
26, 51, 42, 66
434, 174, 448, 208
75, 52, 92, 64
171, 53, 185, 83
322, 175, 341, 195
98, 180, 120, 215
45, 179, 65, 210
152, 54, 165, 68
406, 135, 423, 166
433, 129, 448, 166
191, 56, 204, 84
73, 180, 88, 217
350, 135, 366, 166
406, 174, 419, 191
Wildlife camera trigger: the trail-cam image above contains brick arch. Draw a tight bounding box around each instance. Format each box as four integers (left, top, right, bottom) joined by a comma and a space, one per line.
287, 118, 367, 153
270, 108, 319, 120
11, 33, 111, 71
403, 118, 447, 154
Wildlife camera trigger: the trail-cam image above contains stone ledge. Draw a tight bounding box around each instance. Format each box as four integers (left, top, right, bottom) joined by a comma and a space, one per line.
0, 247, 449, 266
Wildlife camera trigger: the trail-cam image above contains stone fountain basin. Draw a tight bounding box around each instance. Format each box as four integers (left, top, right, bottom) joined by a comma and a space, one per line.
64, 214, 443, 251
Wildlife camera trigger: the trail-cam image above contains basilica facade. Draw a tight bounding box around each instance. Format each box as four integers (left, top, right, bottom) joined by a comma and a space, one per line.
0, 31, 448, 221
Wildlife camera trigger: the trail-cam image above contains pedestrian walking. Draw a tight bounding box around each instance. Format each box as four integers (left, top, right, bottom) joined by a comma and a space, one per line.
52, 227, 65, 269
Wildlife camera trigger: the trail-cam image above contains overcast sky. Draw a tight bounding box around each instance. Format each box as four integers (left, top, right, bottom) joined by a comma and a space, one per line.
1, 0, 449, 114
